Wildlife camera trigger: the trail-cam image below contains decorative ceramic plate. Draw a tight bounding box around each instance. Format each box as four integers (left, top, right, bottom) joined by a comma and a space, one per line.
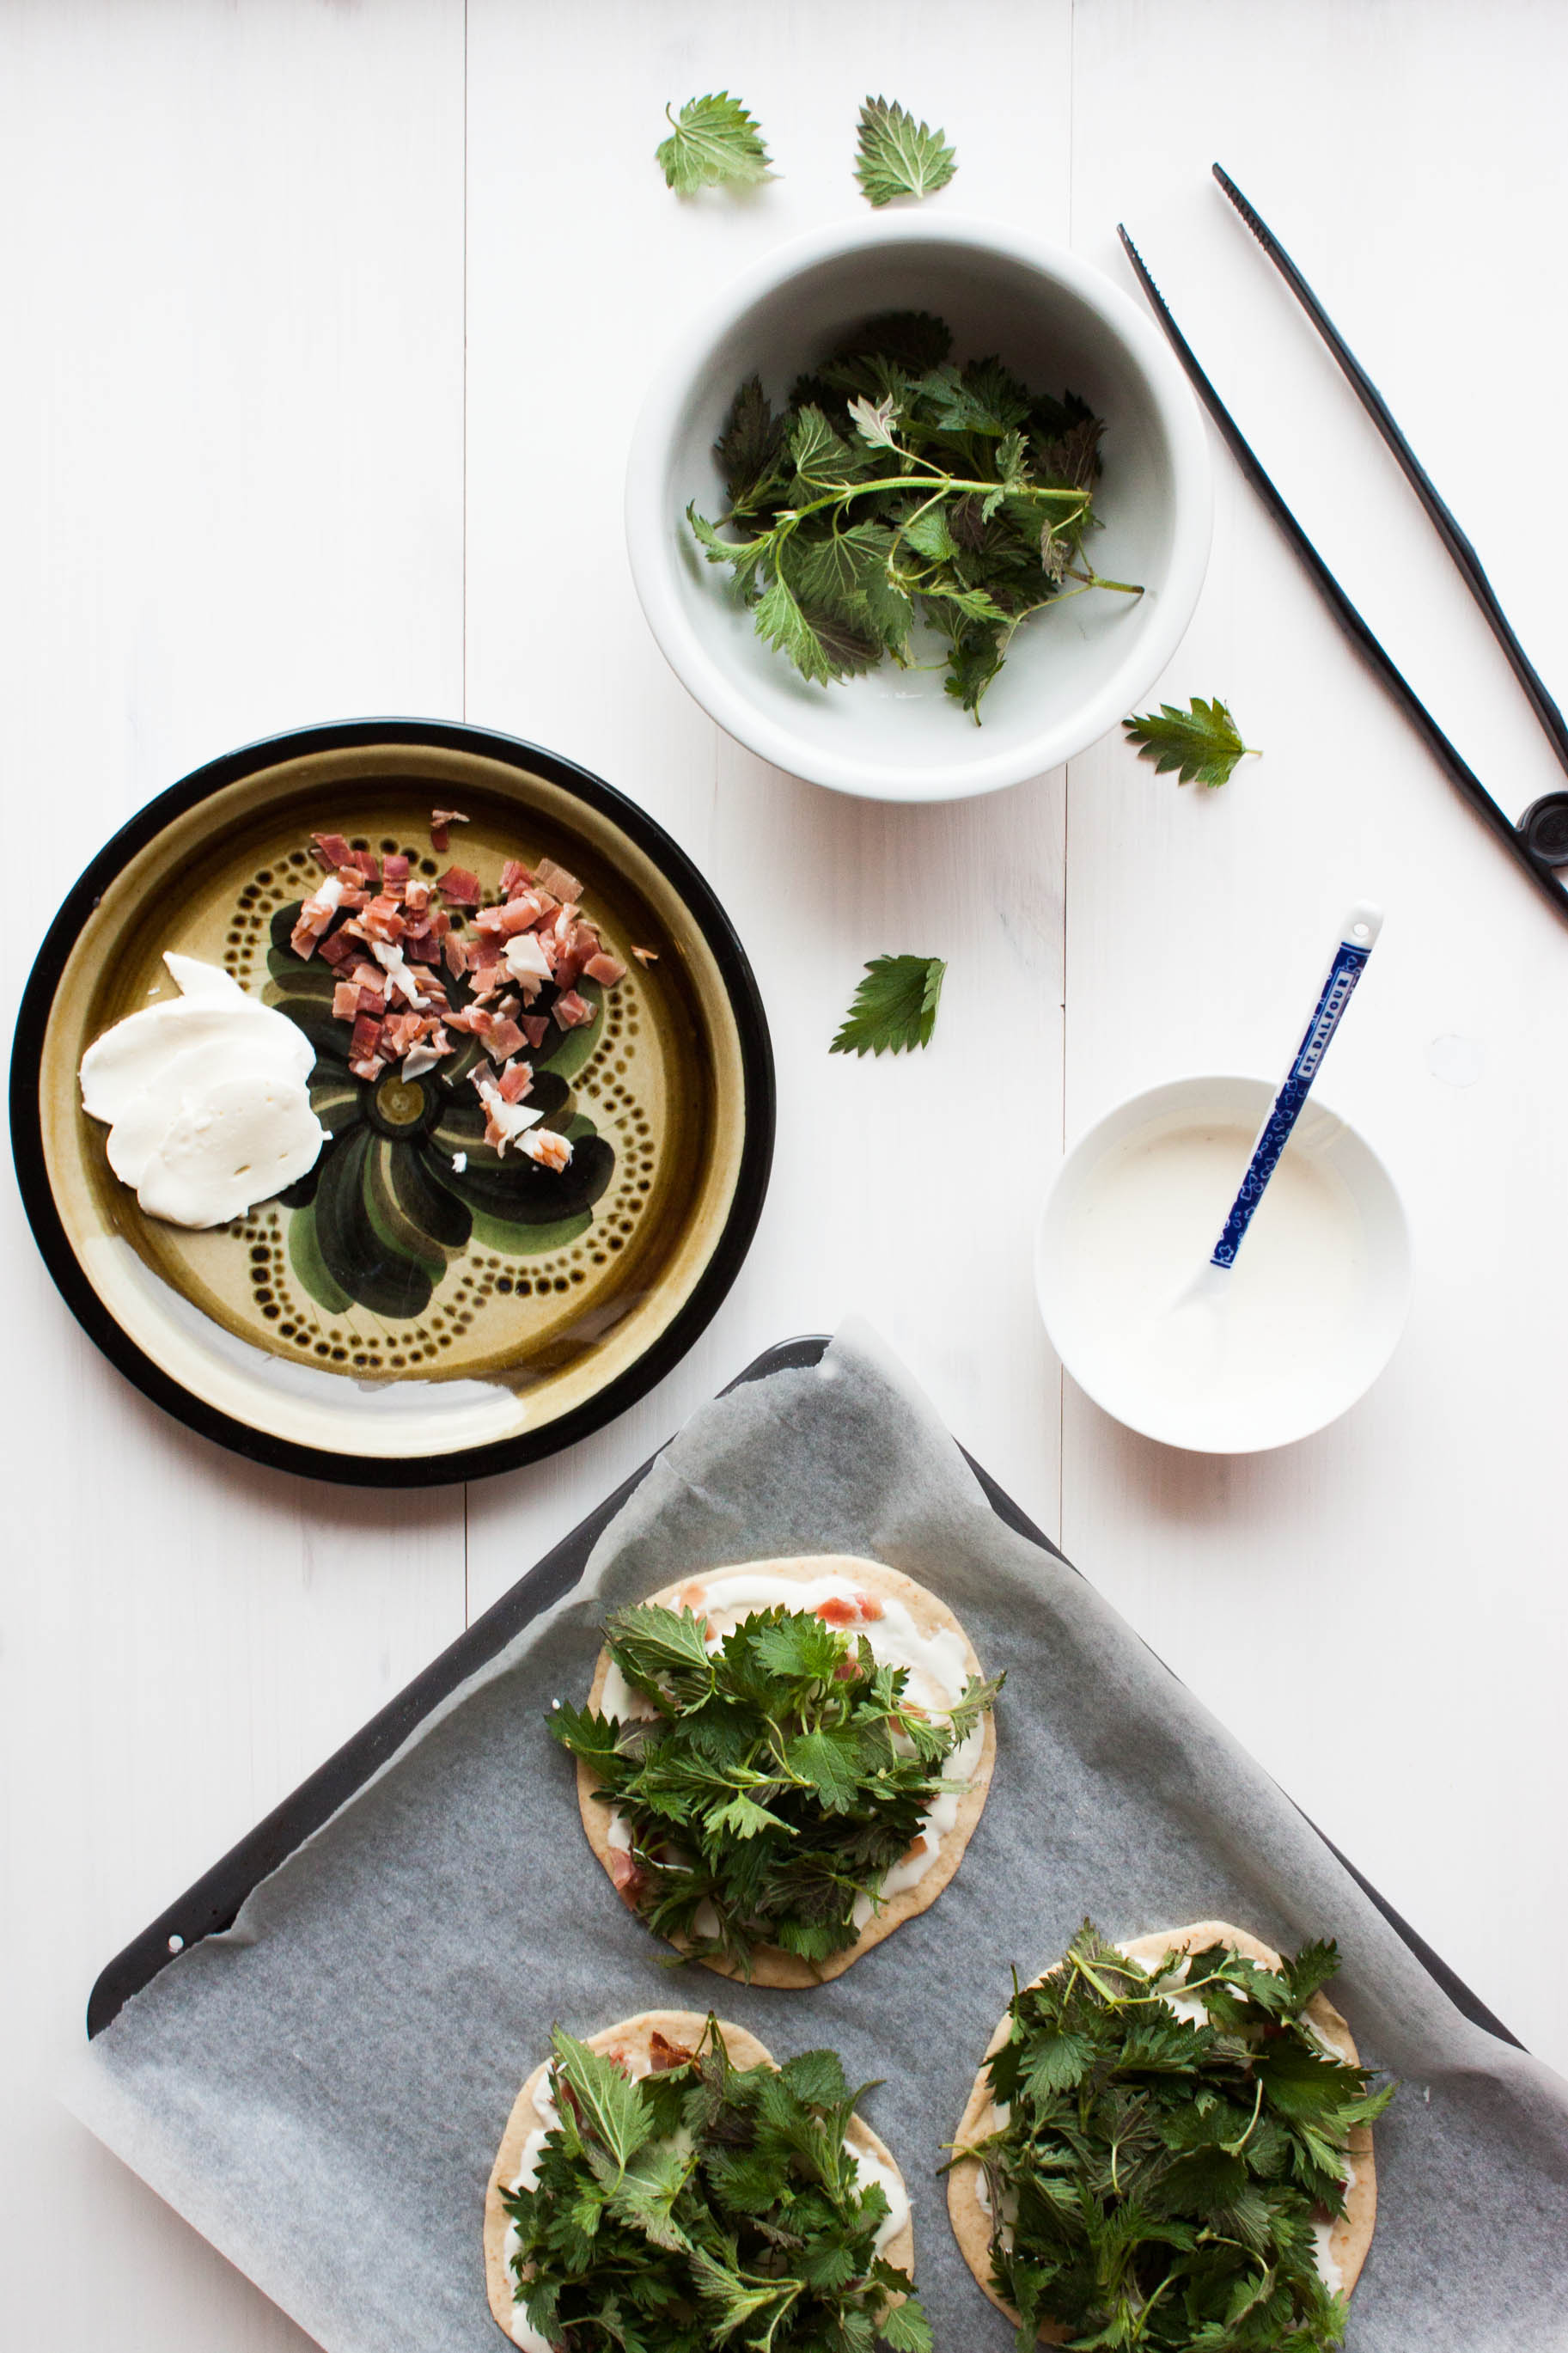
11, 719, 774, 1483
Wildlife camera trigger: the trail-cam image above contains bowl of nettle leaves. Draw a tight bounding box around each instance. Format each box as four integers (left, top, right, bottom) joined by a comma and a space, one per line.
625, 211, 1212, 804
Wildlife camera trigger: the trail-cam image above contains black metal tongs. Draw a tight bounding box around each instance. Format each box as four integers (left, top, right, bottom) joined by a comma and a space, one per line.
1119, 167, 1568, 931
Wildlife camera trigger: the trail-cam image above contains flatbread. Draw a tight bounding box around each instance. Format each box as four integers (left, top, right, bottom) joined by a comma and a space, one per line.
484, 2008, 917, 2346
574, 1555, 998, 1988
947, 1921, 1380, 2341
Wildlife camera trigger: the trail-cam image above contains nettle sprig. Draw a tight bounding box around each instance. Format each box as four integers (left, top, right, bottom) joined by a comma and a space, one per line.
952, 1920, 1396, 2353
552, 1601, 1001, 1973
505, 2018, 933, 2352
688, 312, 1140, 718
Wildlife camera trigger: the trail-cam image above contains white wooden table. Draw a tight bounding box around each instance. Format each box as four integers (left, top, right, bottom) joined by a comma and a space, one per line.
4, 4, 1565, 2343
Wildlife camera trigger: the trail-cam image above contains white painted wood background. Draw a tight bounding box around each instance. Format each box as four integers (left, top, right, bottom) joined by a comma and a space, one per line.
3, 3, 1565, 2343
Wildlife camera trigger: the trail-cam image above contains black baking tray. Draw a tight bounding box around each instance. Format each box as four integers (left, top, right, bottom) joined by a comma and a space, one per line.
88, 1335, 1522, 2050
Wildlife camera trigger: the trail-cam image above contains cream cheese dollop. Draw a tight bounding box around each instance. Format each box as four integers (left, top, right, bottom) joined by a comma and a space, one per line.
79, 953, 325, 1228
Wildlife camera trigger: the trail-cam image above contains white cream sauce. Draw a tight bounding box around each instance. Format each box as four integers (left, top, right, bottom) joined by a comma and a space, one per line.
78, 954, 324, 1226
1053, 1117, 1363, 1438
598, 1568, 982, 1923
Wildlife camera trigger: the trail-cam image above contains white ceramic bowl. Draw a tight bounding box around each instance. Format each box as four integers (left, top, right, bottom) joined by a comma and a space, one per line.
1036, 1075, 1412, 1454
625, 213, 1213, 803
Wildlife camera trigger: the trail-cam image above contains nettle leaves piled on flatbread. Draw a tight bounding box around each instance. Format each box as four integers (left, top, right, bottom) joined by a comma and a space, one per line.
485, 2010, 930, 2353
552, 1558, 1000, 1983
947, 1920, 1394, 2352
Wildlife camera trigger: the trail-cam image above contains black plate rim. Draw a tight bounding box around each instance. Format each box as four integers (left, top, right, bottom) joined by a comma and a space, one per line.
9, 715, 776, 1488
85, 1333, 1522, 2053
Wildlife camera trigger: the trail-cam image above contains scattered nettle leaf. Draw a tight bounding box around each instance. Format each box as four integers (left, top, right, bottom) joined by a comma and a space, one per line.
656, 92, 773, 194
1124, 694, 1259, 786
854, 95, 958, 207
689, 315, 1141, 717
951, 1920, 1396, 2352
830, 954, 946, 1059
551, 1601, 1001, 1974
505, 2017, 929, 2352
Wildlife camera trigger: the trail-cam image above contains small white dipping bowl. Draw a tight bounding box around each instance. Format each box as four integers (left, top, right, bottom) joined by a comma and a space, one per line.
1036, 1075, 1412, 1454
625, 213, 1211, 803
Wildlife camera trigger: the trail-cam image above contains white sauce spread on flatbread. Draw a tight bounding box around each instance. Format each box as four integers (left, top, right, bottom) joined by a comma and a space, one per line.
968, 1945, 1352, 2292
598, 1568, 982, 1932
501, 2038, 907, 2348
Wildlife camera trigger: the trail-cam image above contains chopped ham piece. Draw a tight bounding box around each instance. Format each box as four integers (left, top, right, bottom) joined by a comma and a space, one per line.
815, 1597, 858, 1628
648, 2032, 692, 2073
473, 903, 509, 936
382, 853, 410, 887
332, 981, 362, 1022
438, 866, 481, 907
430, 808, 468, 854
349, 849, 381, 883
498, 892, 546, 935
552, 989, 596, 1030
361, 894, 406, 943
467, 1059, 497, 1095
607, 1849, 644, 1905
442, 932, 467, 981
520, 1013, 550, 1049
500, 858, 533, 895
497, 1056, 533, 1103
534, 859, 583, 902
319, 929, 357, 969
466, 935, 502, 971
631, 945, 658, 966
311, 831, 353, 871
487, 1016, 526, 1061
404, 878, 430, 915
584, 952, 626, 987
521, 1127, 572, 1171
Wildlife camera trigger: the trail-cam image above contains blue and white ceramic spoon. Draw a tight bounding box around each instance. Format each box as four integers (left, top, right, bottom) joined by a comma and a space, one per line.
1166, 901, 1383, 1339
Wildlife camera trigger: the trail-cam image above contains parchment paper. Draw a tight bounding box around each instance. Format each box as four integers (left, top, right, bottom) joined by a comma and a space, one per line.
66, 1323, 1568, 2350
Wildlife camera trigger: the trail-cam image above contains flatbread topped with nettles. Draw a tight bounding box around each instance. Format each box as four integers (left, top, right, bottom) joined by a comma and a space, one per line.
947, 1920, 1392, 2350
552, 1555, 1001, 1985
484, 2008, 929, 2352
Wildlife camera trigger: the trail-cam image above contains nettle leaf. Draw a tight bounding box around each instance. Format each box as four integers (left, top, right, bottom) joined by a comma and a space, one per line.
830, 954, 947, 1058
854, 95, 958, 207
786, 1726, 864, 1812
781, 2048, 851, 2108
714, 375, 788, 511
551, 2032, 656, 2173
788, 404, 873, 496
749, 1609, 846, 1683
880, 2297, 936, 2351
792, 520, 896, 614
847, 392, 900, 448
656, 92, 773, 194
901, 505, 959, 564
1123, 696, 1259, 788
603, 1604, 716, 1702
754, 571, 835, 687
